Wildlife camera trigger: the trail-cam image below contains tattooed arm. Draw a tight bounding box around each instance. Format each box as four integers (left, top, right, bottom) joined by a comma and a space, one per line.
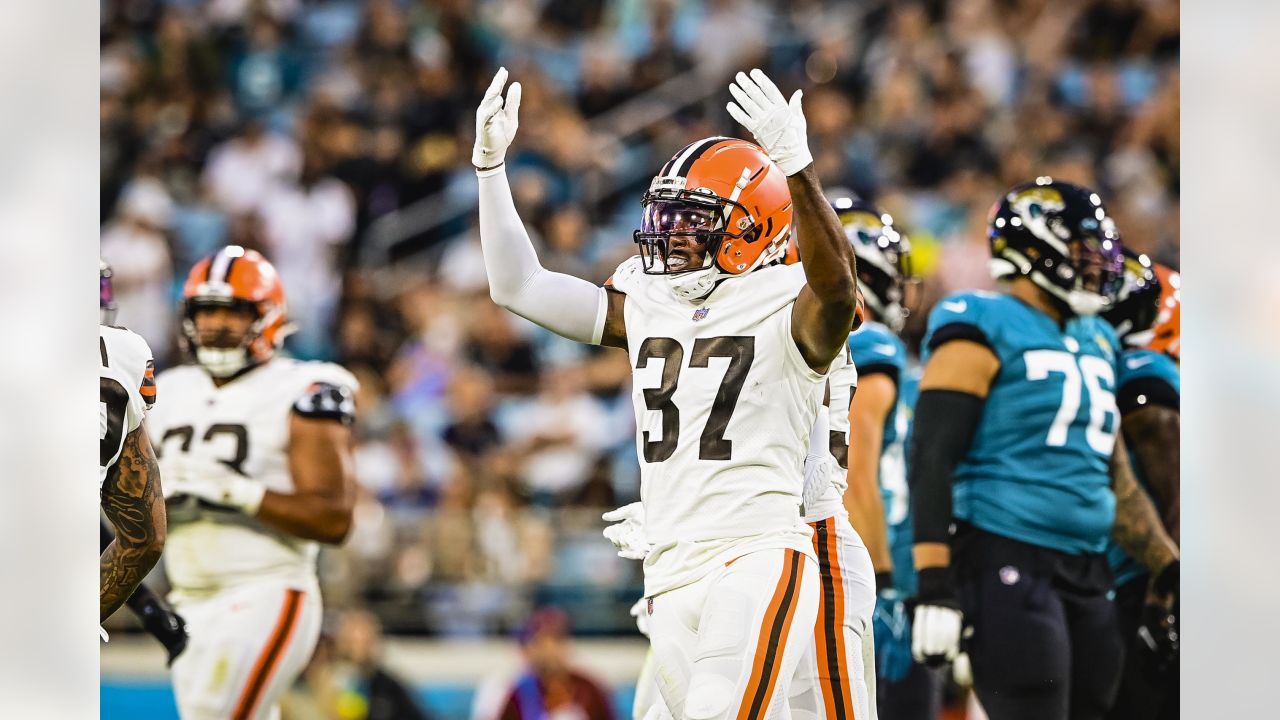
101, 422, 166, 621
1111, 432, 1178, 575
1121, 404, 1180, 543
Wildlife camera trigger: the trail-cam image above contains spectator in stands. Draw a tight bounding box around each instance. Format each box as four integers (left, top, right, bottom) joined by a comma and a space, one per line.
334, 609, 431, 720
493, 608, 615, 720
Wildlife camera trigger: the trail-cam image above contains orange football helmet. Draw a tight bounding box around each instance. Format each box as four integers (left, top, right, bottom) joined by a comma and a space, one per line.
1148, 263, 1180, 361
634, 137, 793, 300
181, 246, 289, 376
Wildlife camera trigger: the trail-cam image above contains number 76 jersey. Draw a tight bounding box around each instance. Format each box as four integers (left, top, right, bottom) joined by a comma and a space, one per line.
148, 358, 357, 596
922, 290, 1123, 555
610, 256, 825, 598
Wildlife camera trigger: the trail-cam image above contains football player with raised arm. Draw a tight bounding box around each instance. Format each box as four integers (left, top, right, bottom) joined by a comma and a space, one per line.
149, 247, 358, 720
99, 261, 168, 635
475, 66, 858, 720
611, 244, 877, 720
1101, 252, 1180, 720
906, 179, 1179, 720
99, 260, 188, 661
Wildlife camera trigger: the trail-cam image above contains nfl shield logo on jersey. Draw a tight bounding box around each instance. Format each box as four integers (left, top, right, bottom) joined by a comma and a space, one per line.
692, 307, 710, 321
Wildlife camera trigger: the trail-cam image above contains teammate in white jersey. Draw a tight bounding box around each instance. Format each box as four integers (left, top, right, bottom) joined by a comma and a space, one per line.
149, 246, 358, 720
99, 261, 167, 627
788, 339, 879, 720
475, 66, 859, 720
100, 259, 188, 660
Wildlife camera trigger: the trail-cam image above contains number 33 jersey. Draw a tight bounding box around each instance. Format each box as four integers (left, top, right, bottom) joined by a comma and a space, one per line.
100, 325, 157, 488
610, 256, 825, 597
922, 290, 1123, 555
149, 358, 357, 598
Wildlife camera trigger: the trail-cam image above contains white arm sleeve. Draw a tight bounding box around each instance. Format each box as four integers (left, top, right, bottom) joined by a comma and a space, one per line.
807, 403, 831, 463
477, 167, 609, 344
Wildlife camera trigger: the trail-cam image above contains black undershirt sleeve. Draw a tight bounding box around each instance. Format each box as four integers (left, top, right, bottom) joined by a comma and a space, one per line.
856, 363, 900, 385
925, 323, 992, 354
909, 389, 987, 545
1116, 376, 1179, 414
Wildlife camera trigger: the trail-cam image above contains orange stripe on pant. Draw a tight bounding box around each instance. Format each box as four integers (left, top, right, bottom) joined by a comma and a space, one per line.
736, 550, 805, 720
232, 589, 304, 720
811, 518, 855, 720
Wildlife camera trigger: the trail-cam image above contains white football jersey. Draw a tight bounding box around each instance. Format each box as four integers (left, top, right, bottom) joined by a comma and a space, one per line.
802, 346, 858, 523
100, 325, 156, 488
148, 358, 357, 599
610, 256, 825, 597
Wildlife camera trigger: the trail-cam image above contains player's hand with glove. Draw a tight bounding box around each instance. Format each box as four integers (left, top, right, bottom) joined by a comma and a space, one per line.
473, 67, 522, 172
602, 502, 651, 561
629, 597, 651, 639
165, 455, 265, 516
139, 602, 190, 667
911, 566, 964, 666
726, 69, 813, 176
873, 587, 914, 683
1138, 559, 1179, 678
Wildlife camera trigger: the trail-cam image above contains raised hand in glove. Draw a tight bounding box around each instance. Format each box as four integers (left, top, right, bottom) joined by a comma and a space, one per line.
473, 67, 522, 171
602, 502, 651, 561
726, 69, 813, 176
911, 567, 964, 666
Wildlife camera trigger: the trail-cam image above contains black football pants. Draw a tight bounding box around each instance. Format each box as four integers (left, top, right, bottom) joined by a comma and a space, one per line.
876, 661, 944, 720
956, 535, 1125, 720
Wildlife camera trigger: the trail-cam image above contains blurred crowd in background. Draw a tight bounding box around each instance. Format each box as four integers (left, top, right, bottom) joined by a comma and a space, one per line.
101, 0, 1179, 636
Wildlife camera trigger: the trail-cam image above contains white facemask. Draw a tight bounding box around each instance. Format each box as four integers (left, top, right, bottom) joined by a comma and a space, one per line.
195, 346, 250, 377
1064, 289, 1110, 317
1032, 270, 1111, 317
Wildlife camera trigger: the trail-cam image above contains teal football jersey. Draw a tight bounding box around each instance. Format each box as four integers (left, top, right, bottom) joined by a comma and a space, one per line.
890, 366, 920, 594
1106, 348, 1180, 586
922, 290, 1123, 555
848, 323, 915, 592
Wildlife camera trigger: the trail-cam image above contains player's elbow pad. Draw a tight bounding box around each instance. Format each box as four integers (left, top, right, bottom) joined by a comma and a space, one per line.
908, 389, 985, 545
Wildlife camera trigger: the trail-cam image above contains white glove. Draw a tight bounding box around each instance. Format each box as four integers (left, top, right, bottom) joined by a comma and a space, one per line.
726, 69, 813, 176
167, 473, 266, 516
629, 597, 651, 638
911, 603, 963, 664
473, 67, 522, 171
100, 626, 109, 643
602, 502, 650, 561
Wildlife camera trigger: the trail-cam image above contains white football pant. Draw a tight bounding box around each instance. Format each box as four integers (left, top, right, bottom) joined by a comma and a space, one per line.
170, 581, 322, 720
789, 514, 877, 720
647, 548, 820, 720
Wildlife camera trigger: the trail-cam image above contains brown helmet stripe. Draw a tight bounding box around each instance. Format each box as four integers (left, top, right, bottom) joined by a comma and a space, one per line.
673, 136, 731, 178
